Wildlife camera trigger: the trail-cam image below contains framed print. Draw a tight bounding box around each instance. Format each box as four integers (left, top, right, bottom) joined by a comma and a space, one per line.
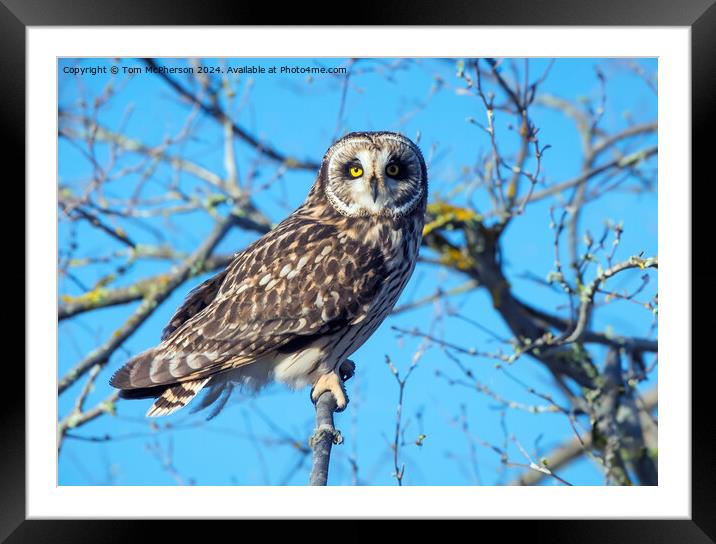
6, 0, 714, 540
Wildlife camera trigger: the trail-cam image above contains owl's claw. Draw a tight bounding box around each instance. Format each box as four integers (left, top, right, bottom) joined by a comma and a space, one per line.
339, 359, 356, 382
311, 371, 348, 412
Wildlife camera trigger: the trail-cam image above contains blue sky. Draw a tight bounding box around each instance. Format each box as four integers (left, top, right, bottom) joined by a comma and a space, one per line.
58, 57, 657, 486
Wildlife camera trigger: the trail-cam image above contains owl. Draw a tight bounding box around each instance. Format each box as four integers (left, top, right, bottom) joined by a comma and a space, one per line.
110, 131, 428, 417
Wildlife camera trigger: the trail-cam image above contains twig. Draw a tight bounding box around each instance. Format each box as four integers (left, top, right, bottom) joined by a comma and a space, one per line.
58, 389, 119, 452
143, 59, 320, 171
516, 146, 657, 207
60, 203, 137, 249
308, 392, 343, 486
509, 386, 657, 486
561, 256, 658, 345
59, 253, 235, 320
390, 280, 479, 315
510, 434, 573, 486
59, 117, 226, 190
385, 355, 420, 485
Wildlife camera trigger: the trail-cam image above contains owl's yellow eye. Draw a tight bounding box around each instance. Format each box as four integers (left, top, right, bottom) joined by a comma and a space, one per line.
349, 166, 363, 178
386, 163, 400, 177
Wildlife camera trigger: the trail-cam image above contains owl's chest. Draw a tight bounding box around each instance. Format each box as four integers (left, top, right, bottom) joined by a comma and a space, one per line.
349, 220, 421, 324
359, 217, 420, 265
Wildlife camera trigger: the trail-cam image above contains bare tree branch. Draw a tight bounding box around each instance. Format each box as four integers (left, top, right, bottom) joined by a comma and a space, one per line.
143, 58, 321, 171
308, 392, 342, 486
510, 387, 657, 486
561, 256, 658, 345
516, 145, 657, 207
59, 253, 234, 320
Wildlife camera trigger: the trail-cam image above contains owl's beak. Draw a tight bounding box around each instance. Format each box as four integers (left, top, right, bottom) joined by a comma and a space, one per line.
370, 176, 380, 203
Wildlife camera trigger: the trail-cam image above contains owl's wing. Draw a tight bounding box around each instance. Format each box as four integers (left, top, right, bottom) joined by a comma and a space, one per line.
110, 215, 386, 391
160, 268, 229, 341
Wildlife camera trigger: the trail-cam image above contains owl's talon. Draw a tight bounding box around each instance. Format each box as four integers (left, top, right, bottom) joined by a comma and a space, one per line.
339, 359, 356, 382
311, 371, 348, 412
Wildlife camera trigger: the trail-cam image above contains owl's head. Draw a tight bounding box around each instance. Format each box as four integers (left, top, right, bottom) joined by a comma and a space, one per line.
317, 131, 427, 218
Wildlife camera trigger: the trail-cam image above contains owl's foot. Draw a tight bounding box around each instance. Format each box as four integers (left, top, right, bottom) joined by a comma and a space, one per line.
339, 359, 356, 382
311, 371, 348, 412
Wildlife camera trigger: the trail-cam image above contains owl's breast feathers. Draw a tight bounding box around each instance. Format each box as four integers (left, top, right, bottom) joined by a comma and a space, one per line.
110, 208, 423, 398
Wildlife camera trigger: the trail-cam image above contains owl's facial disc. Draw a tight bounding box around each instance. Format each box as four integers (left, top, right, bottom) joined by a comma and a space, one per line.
323, 134, 426, 217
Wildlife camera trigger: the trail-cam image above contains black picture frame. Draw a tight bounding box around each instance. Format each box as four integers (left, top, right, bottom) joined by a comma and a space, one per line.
6, 0, 713, 540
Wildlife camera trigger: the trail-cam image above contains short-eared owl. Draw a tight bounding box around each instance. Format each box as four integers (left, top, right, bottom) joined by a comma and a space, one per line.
110, 131, 428, 417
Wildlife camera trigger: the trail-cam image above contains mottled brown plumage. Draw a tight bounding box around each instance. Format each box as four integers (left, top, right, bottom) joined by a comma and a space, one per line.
110, 131, 427, 416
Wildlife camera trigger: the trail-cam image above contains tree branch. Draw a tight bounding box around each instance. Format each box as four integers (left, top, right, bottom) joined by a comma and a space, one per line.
516, 145, 657, 207
510, 387, 657, 486
58, 387, 119, 452
59, 253, 234, 320
59, 118, 226, 190
521, 301, 658, 353
308, 392, 342, 486
561, 255, 658, 345
143, 58, 320, 171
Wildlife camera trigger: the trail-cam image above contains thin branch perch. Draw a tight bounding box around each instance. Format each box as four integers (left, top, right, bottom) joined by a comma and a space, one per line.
308, 391, 342, 486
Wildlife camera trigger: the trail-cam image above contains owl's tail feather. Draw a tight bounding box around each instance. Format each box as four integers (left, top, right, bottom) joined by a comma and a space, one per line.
109, 346, 225, 391
109, 347, 160, 390
146, 378, 210, 418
